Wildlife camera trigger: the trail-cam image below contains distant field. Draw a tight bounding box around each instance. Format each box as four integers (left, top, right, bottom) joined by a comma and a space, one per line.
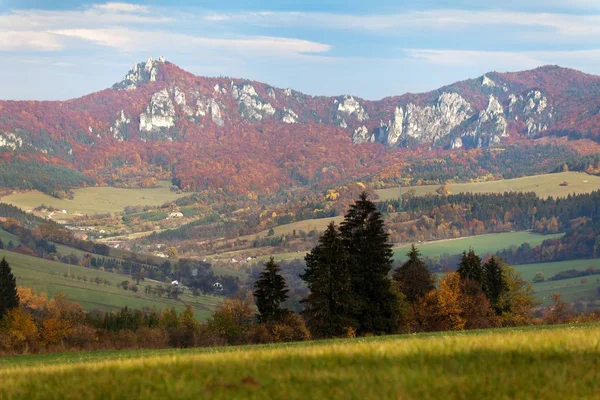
241, 216, 344, 241
0, 249, 219, 320
376, 172, 600, 201
393, 232, 563, 261
512, 258, 600, 305
0, 181, 187, 216
1, 324, 599, 399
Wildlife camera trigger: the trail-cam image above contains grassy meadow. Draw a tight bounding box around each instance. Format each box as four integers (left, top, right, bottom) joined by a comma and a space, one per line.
0, 249, 219, 320
0, 181, 187, 216
1, 324, 599, 399
376, 171, 600, 201
393, 231, 562, 261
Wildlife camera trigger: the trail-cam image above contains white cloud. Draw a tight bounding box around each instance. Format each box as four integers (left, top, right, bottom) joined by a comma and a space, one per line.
92, 3, 149, 13
51, 28, 332, 56
203, 10, 600, 41
404, 48, 600, 72
0, 31, 63, 51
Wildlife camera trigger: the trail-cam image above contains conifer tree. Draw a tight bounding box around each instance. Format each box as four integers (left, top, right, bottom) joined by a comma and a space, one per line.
0, 257, 19, 319
253, 257, 289, 323
339, 192, 399, 335
458, 249, 483, 284
393, 245, 435, 303
0, 238, 4, 249
483, 256, 507, 314
301, 223, 356, 338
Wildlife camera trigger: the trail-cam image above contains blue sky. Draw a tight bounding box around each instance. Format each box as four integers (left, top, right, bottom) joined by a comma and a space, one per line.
1, 1, 600, 100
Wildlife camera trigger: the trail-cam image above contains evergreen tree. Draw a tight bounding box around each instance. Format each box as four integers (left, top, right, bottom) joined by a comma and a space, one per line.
483, 256, 507, 314
339, 192, 399, 335
0, 257, 19, 319
301, 223, 356, 338
7, 241, 14, 250
0, 238, 3, 249
393, 245, 435, 303
253, 257, 289, 323
458, 249, 483, 284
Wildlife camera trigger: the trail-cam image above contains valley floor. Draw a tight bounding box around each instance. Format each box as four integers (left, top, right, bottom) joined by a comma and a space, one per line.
1, 323, 599, 399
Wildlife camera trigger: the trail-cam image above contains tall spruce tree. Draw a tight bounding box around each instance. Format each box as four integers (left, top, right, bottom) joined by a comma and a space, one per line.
0, 257, 19, 319
458, 249, 483, 284
339, 192, 399, 335
253, 257, 289, 323
393, 245, 435, 303
483, 256, 507, 314
300, 223, 356, 338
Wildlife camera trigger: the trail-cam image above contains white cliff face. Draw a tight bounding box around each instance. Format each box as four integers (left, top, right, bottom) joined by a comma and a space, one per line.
139, 89, 175, 134
283, 88, 292, 97
209, 99, 224, 127
384, 92, 472, 146
482, 75, 496, 88
195, 97, 224, 126
352, 125, 373, 144
468, 95, 508, 146
0, 132, 23, 150
232, 83, 277, 121
113, 56, 160, 90
282, 108, 299, 124
173, 87, 194, 116
522, 91, 552, 135
385, 107, 405, 146
110, 110, 131, 141
336, 96, 368, 122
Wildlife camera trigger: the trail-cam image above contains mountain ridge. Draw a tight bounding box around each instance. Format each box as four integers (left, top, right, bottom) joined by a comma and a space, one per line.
1, 57, 599, 195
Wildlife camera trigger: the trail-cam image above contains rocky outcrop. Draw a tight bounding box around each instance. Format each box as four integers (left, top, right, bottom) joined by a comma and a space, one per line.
282, 108, 299, 124
465, 95, 508, 147
336, 96, 368, 123
232, 83, 276, 121
0, 132, 23, 150
375, 92, 472, 147
352, 125, 372, 144
139, 89, 176, 139
113, 56, 164, 91
110, 110, 130, 141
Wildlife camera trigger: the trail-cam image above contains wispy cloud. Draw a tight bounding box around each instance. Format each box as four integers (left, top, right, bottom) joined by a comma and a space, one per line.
404, 48, 600, 71
92, 2, 150, 13
203, 9, 600, 41
51, 28, 332, 57
0, 31, 63, 51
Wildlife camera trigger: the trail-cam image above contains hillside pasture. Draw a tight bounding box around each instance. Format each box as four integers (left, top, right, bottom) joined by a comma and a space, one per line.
0, 249, 219, 320
375, 172, 600, 201
393, 232, 563, 261
0, 181, 187, 216
1, 324, 599, 399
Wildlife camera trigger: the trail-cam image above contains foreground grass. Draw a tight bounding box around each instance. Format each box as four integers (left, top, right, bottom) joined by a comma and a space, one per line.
1, 324, 599, 399
376, 171, 600, 201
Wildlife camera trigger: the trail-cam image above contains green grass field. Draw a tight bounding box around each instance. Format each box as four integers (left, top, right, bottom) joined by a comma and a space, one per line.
0, 249, 220, 320
513, 259, 600, 305
0, 181, 187, 215
1, 324, 599, 399
393, 231, 562, 260
376, 172, 600, 201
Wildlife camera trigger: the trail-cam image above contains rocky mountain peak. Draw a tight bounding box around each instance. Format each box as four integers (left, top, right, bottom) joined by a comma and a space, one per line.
112, 56, 166, 91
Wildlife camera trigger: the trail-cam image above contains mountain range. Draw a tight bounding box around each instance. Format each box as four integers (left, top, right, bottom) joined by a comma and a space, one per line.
1, 57, 599, 194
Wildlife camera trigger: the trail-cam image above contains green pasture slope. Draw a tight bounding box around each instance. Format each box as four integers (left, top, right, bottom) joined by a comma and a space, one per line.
513, 258, 600, 305
393, 231, 562, 261
0, 181, 187, 215
0, 250, 220, 320
1, 324, 599, 399
376, 171, 600, 201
